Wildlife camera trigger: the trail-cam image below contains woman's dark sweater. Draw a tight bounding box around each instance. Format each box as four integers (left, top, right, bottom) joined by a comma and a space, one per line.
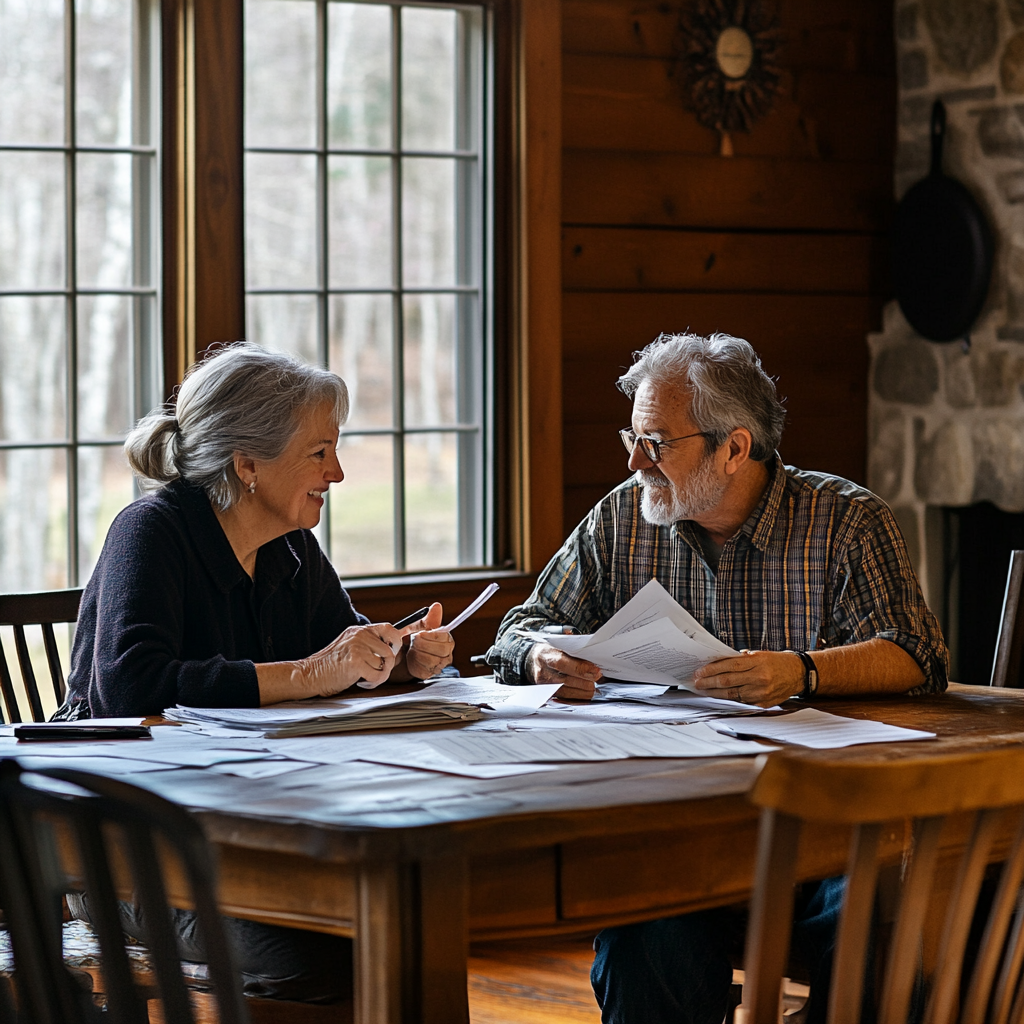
61, 479, 366, 718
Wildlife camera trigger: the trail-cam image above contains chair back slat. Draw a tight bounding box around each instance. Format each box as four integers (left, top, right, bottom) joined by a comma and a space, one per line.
992, 891, 1024, 1024
0, 588, 82, 723
878, 815, 944, 1024
828, 822, 882, 1024
0, 768, 98, 1022
962, 813, 1024, 1024
992, 550, 1024, 687
125, 823, 198, 1024
42, 622, 67, 703
14, 623, 46, 722
0, 643, 23, 724
925, 808, 1005, 1024
1009, 976, 1024, 1024
0, 588, 83, 627
75, 814, 150, 1024
0, 758, 250, 1024
740, 808, 801, 1024
747, 748, 1024, 1024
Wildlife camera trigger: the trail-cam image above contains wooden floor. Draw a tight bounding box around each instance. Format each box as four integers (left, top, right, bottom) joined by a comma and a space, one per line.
469, 936, 601, 1024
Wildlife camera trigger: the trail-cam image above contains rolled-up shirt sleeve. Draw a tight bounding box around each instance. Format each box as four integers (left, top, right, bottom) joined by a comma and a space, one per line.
829, 504, 949, 695
485, 505, 614, 686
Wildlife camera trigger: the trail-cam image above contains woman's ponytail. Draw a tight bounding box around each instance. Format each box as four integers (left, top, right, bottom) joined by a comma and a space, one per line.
124, 410, 180, 485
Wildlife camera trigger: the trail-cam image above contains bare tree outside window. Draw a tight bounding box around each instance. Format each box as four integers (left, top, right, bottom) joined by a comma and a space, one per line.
244, 0, 491, 578
0, 0, 161, 593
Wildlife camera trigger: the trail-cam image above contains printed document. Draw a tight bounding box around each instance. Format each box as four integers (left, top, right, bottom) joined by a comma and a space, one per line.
709, 707, 936, 748
392, 721, 774, 764
525, 579, 739, 689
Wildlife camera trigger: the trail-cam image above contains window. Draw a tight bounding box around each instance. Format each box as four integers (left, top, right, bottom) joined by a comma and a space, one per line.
0, 0, 161, 591
243, 0, 491, 578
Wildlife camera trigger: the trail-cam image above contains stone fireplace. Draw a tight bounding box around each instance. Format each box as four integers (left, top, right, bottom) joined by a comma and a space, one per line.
869, 0, 1024, 677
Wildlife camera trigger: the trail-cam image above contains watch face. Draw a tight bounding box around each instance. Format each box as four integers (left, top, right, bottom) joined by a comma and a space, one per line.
715, 27, 753, 79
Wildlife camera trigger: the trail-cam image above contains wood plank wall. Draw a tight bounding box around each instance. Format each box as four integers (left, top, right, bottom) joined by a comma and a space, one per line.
559, 0, 896, 535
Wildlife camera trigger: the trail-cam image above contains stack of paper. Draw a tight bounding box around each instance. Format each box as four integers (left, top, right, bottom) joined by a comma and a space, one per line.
165, 690, 485, 737
525, 579, 739, 689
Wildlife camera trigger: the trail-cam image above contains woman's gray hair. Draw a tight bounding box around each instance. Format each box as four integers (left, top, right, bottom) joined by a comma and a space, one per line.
617, 332, 785, 461
125, 342, 349, 510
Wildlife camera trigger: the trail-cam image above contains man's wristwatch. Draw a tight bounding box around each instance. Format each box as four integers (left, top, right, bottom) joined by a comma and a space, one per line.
791, 651, 819, 698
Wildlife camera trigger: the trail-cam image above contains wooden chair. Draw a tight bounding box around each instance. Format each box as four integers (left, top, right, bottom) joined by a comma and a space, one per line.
0, 756, 251, 1024
741, 746, 1024, 1024
992, 551, 1024, 688
0, 588, 83, 722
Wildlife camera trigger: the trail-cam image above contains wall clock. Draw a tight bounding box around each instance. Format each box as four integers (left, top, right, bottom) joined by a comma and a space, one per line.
676, 0, 782, 156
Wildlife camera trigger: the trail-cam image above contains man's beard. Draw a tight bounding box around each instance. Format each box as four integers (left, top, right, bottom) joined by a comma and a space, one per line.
638, 454, 727, 526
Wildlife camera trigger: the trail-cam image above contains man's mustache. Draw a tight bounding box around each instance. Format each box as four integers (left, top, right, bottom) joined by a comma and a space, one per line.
636, 469, 670, 489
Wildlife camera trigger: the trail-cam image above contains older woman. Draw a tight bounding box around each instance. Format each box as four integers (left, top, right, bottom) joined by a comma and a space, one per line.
59, 342, 453, 719
57, 342, 454, 1004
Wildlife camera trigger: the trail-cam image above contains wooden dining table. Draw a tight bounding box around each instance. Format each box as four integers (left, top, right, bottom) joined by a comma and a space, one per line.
123, 681, 1024, 1024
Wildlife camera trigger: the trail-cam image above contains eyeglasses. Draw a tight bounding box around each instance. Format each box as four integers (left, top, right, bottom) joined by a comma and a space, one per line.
618, 428, 711, 464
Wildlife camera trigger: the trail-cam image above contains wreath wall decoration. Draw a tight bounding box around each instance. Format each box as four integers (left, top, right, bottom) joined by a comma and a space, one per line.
675, 0, 782, 156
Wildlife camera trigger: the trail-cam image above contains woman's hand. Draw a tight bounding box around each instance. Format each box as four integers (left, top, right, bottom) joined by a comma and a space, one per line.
392, 603, 455, 681
295, 622, 405, 697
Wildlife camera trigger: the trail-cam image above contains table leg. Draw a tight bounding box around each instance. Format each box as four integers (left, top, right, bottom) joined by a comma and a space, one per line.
354, 855, 469, 1024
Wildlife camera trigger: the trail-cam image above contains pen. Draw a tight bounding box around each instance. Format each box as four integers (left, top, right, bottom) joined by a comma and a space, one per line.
393, 606, 430, 630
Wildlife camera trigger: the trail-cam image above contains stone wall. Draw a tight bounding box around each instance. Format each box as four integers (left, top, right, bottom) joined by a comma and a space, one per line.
870, 0, 1024, 601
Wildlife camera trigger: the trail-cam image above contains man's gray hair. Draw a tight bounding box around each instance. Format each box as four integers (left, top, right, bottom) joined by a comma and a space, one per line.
125, 342, 349, 510
617, 332, 785, 461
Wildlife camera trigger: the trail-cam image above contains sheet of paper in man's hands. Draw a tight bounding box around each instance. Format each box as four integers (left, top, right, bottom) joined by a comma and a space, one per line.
525, 579, 738, 690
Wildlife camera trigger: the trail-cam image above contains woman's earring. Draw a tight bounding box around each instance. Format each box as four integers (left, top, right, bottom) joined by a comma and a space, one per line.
248, 480, 257, 494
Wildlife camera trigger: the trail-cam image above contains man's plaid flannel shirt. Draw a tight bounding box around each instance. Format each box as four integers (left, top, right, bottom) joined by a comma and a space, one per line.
485, 456, 948, 693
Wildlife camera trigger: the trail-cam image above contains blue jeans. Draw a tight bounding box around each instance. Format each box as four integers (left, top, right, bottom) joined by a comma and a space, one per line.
591, 876, 847, 1024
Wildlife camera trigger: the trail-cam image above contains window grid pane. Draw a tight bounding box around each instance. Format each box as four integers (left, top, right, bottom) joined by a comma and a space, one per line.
244, 0, 489, 577
0, 0, 160, 591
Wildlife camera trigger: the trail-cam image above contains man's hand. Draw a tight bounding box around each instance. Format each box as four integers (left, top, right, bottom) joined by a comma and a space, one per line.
526, 642, 602, 700
692, 650, 804, 708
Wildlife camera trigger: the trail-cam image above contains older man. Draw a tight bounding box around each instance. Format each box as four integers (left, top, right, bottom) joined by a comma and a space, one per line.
485, 332, 947, 1024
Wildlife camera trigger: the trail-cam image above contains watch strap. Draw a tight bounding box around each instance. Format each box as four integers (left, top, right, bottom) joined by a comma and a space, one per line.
793, 650, 819, 698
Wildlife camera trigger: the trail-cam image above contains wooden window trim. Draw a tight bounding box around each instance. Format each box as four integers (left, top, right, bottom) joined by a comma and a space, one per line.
159, 0, 561, 586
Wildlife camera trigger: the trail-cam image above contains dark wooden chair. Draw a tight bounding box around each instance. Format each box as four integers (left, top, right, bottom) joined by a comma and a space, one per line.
992, 551, 1024, 688
0, 756, 251, 1024
0, 588, 83, 723
740, 745, 1024, 1024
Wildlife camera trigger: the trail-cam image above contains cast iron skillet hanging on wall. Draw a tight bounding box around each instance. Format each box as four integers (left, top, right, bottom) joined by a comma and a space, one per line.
892, 99, 993, 343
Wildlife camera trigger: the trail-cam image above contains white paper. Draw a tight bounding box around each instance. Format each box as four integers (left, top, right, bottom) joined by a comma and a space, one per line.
595, 682, 671, 700
13, 756, 173, 775
205, 759, 321, 778
526, 580, 740, 689
418, 721, 773, 763
588, 579, 734, 654
507, 703, 734, 727
594, 682, 778, 714
358, 743, 557, 779
708, 707, 936, 748
443, 582, 500, 631
0, 740, 275, 768
498, 683, 562, 708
